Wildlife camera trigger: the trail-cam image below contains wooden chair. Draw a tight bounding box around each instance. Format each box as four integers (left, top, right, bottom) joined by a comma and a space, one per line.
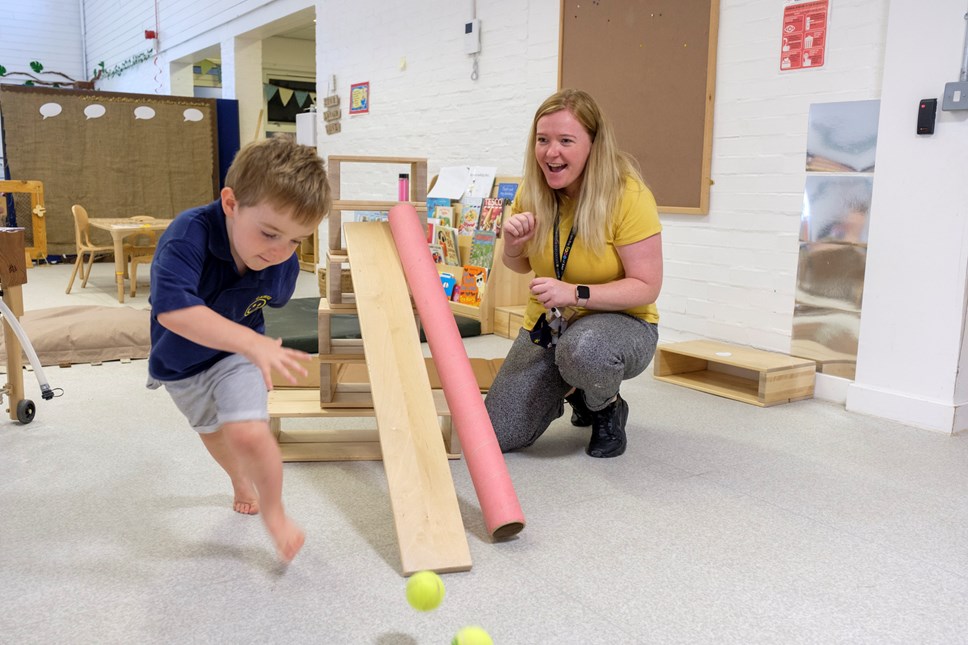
127, 216, 158, 297
65, 204, 116, 294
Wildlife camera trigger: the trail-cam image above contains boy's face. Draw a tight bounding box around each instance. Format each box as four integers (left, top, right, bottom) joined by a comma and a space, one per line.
221, 187, 316, 273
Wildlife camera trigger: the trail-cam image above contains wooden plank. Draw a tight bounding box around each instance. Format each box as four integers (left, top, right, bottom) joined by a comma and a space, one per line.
344, 221, 471, 574
280, 442, 384, 462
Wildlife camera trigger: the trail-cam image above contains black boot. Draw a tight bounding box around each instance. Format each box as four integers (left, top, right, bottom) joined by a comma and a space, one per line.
586, 394, 628, 458
565, 390, 593, 427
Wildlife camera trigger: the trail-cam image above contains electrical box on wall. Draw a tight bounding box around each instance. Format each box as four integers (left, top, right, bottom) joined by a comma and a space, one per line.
464, 19, 481, 54
942, 81, 968, 111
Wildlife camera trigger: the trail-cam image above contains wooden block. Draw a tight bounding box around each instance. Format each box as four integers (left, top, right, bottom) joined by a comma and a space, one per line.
271, 355, 321, 389
653, 340, 815, 407
494, 305, 526, 339
345, 221, 471, 574
0, 228, 28, 288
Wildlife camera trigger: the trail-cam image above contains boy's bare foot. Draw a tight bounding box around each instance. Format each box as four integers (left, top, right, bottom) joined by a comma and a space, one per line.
264, 514, 305, 562
232, 479, 259, 515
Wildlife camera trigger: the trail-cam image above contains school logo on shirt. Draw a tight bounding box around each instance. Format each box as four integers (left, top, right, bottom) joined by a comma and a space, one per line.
245, 295, 272, 316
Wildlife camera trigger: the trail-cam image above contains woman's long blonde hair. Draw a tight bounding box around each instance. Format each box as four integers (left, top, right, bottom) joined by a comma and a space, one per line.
518, 89, 642, 254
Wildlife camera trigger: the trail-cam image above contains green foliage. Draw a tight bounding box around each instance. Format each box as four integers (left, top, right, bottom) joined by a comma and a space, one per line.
29, 60, 44, 73
97, 51, 153, 79
0, 64, 6, 76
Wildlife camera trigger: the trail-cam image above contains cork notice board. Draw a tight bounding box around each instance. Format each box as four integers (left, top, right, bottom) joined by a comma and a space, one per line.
559, 1, 719, 214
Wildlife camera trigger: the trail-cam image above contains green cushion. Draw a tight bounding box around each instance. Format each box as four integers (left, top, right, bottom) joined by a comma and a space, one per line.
263, 297, 481, 354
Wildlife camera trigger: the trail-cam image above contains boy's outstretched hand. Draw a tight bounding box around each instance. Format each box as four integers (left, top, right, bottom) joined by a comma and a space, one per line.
245, 335, 312, 390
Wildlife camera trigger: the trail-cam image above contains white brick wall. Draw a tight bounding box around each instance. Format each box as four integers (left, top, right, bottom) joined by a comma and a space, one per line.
661, 0, 890, 351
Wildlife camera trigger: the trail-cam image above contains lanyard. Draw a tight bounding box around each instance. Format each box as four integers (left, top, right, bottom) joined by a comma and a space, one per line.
553, 209, 577, 281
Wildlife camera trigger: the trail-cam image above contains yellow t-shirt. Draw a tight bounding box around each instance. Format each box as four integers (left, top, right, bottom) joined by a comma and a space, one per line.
515, 177, 662, 329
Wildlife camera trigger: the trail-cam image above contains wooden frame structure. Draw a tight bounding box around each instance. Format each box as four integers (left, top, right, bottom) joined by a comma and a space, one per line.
0, 180, 47, 261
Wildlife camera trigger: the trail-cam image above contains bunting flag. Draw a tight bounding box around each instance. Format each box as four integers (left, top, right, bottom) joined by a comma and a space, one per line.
199, 59, 217, 75
262, 85, 317, 106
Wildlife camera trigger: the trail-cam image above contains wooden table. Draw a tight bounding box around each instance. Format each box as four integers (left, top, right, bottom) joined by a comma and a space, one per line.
88, 217, 172, 303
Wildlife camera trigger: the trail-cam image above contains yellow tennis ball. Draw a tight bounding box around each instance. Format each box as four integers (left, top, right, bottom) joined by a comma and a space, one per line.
451, 625, 493, 645
405, 570, 445, 611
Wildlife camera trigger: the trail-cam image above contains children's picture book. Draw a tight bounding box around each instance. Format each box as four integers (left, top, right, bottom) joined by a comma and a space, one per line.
458, 265, 488, 307
433, 205, 454, 228
354, 210, 389, 222
426, 197, 451, 225
497, 182, 519, 201
425, 219, 436, 244
434, 226, 460, 266
429, 244, 445, 264
464, 166, 497, 200
469, 230, 497, 271
458, 196, 482, 236
477, 197, 505, 235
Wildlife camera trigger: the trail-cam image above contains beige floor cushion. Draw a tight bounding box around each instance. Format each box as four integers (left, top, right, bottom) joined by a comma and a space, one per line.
0, 305, 150, 367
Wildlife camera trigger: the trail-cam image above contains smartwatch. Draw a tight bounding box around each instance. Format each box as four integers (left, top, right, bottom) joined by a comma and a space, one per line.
576, 284, 590, 307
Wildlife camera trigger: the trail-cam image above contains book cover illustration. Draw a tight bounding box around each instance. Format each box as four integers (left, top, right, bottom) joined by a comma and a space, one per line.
458, 196, 483, 236
458, 265, 488, 307
468, 230, 497, 271
427, 197, 451, 225
354, 210, 389, 222
428, 244, 445, 264
433, 205, 454, 228
477, 197, 505, 236
434, 226, 461, 266
497, 182, 519, 201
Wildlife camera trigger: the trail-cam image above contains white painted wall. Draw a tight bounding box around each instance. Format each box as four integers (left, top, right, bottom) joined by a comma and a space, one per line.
847, 0, 968, 433
313, 0, 558, 221
0, 0, 85, 86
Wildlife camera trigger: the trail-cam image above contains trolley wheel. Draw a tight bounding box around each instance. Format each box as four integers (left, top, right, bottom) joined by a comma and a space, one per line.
16, 399, 35, 424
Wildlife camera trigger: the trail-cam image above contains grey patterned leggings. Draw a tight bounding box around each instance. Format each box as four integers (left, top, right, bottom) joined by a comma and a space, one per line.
484, 313, 659, 452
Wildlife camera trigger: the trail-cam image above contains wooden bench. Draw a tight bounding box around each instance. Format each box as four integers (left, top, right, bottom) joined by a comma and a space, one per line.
653, 340, 815, 407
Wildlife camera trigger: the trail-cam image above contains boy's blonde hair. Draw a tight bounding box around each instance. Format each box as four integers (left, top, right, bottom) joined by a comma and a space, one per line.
519, 89, 643, 254
225, 135, 331, 226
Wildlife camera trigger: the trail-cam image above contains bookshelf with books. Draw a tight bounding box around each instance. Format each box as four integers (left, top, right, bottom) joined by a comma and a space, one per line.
429, 175, 533, 334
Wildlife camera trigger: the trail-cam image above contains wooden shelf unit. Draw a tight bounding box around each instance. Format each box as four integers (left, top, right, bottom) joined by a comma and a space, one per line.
653, 340, 816, 407
440, 175, 533, 335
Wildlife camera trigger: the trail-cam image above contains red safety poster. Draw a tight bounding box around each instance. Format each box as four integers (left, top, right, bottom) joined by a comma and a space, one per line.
780, 0, 829, 71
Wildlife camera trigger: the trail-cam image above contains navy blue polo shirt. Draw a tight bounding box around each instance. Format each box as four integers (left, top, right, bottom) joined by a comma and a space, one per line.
148, 199, 299, 381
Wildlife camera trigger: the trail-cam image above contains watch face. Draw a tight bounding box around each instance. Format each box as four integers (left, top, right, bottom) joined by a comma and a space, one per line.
577, 285, 590, 299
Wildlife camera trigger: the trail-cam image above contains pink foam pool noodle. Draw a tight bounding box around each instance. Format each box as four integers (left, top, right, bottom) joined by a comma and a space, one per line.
388, 203, 525, 538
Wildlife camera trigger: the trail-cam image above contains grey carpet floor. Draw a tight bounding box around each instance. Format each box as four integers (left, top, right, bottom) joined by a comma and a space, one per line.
1, 262, 967, 644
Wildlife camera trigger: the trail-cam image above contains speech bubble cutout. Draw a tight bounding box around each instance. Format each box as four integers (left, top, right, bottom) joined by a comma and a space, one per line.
84, 104, 107, 120
39, 103, 63, 119
183, 108, 204, 122
133, 106, 156, 120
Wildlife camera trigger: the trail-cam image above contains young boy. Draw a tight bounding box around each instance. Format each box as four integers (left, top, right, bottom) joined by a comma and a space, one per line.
147, 135, 331, 562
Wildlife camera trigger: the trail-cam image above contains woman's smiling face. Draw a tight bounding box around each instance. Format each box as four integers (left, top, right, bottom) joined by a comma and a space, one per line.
534, 108, 593, 199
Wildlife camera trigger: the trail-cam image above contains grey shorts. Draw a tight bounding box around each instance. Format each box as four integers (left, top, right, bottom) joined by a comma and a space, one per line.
147, 354, 269, 434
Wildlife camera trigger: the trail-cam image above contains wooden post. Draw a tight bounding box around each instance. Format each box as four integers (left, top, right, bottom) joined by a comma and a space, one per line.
0, 228, 28, 420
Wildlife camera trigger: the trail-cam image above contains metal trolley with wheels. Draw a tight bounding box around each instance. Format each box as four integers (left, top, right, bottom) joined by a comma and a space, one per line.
0, 227, 58, 424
